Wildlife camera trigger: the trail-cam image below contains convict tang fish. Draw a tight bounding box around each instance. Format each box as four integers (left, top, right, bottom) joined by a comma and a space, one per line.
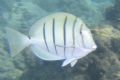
5, 12, 97, 67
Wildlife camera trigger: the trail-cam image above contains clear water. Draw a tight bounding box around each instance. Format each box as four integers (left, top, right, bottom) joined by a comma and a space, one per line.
0, 0, 120, 80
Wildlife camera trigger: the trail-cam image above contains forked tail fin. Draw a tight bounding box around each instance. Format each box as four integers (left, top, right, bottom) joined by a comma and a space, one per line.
5, 27, 31, 57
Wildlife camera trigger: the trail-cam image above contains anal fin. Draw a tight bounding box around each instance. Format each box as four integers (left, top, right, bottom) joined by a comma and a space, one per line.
70, 60, 78, 67
62, 58, 75, 67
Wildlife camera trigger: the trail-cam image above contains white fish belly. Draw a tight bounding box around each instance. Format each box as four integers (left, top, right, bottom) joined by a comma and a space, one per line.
65, 48, 74, 59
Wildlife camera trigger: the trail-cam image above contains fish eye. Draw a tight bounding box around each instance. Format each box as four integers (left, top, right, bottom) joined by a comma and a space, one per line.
79, 25, 83, 34
80, 30, 82, 34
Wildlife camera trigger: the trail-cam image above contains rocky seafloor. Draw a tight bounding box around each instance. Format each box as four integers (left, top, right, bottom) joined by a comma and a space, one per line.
0, 0, 120, 80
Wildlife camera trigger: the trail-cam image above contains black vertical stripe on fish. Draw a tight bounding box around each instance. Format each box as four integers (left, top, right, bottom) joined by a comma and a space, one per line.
72, 17, 77, 54
28, 35, 31, 39
72, 17, 77, 48
52, 18, 57, 54
63, 16, 67, 58
43, 23, 49, 52
80, 24, 86, 48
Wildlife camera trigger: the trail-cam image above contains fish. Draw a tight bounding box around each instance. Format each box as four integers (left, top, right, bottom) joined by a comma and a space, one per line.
5, 12, 97, 67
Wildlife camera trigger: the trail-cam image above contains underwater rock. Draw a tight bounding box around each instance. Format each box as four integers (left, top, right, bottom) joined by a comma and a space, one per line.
91, 25, 120, 80
7, 1, 48, 34
94, 25, 120, 46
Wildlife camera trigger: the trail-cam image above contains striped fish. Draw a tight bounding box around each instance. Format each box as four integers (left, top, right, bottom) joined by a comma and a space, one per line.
5, 12, 97, 67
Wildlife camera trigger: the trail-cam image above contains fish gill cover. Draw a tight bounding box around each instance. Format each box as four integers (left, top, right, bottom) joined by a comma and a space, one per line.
0, 0, 120, 80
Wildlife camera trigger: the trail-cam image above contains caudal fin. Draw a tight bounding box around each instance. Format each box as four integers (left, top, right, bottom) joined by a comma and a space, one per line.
5, 27, 30, 57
